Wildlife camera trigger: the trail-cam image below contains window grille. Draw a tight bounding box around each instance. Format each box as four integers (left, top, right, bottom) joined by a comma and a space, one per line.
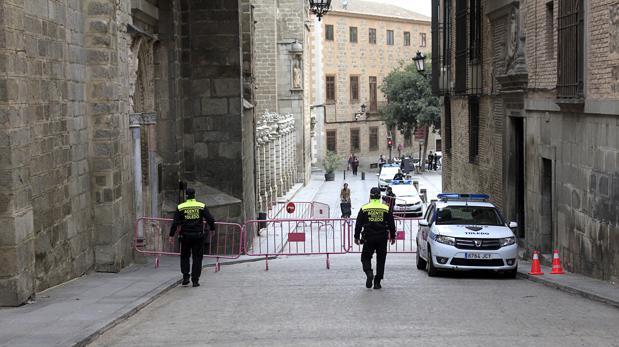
404, 32, 411, 46
369, 127, 378, 151
369, 28, 376, 44
326, 75, 336, 102
369, 76, 377, 112
325, 24, 334, 41
350, 76, 359, 101
326, 130, 337, 152
454, 0, 482, 96
432, 0, 452, 95
386, 30, 394, 45
420, 33, 427, 47
349, 26, 358, 43
557, 0, 584, 98
350, 129, 360, 152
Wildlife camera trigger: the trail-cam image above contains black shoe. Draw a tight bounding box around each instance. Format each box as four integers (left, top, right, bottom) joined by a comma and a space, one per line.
182, 277, 190, 286
365, 271, 374, 288
373, 279, 382, 289
192, 282, 200, 287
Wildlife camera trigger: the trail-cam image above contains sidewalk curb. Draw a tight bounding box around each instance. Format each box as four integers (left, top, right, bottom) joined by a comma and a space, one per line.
517, 272, 619, 310
74, 256, 276, 347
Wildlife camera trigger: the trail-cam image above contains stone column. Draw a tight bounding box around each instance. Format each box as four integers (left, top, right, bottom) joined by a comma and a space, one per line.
271, 119, 281, 198
87, 0, 132, 272
287, 114, 296, 186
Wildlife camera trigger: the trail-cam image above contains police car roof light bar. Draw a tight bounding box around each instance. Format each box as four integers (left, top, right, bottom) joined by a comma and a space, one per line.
390, 180, 412, 185
437, 193, 490, 202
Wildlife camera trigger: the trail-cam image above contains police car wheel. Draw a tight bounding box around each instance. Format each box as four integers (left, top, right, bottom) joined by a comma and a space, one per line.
504, 266, 518, 279
416, 243, 426, 270
426, 247, 438, 277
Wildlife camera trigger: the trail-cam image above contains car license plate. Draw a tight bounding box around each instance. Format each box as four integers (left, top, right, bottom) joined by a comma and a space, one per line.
465, 252, 492, 259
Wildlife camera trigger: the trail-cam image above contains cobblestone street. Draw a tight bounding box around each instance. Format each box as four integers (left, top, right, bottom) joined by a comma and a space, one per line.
88, 172, 619, 347
90, 254, 619, 347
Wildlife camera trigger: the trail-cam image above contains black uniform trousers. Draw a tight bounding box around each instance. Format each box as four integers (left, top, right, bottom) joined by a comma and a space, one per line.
361, 236, 388, 280
180, 235, 204, 282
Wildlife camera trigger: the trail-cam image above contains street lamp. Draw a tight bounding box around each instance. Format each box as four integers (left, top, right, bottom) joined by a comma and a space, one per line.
412, 51, 426, 73
309, 0, 332, 21
354, 103, 367, 121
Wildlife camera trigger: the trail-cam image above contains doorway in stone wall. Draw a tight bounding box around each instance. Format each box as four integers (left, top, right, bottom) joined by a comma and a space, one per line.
541, 158, 553, 253
510, 117, 525, 239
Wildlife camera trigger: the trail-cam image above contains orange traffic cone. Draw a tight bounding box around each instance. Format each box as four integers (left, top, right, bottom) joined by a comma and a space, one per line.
550, 249, 565, 274
528, 251, 544, 275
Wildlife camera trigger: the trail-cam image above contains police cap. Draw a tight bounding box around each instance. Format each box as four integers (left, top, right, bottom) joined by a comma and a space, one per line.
186, 187, 196, 199
370, 187, 381, 199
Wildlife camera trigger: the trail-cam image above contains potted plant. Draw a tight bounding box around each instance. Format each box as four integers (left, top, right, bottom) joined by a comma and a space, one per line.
323, 151, 341, 181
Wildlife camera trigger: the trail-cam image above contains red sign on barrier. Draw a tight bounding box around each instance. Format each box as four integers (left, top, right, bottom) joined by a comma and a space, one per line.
286, 202, 296, 214
287, 232, 306, 242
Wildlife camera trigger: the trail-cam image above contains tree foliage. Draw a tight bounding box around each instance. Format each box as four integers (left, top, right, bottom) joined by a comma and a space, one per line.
379, 62, 440, 136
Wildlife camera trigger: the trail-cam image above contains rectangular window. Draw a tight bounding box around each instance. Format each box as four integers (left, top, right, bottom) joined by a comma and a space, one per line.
369, 28, 376, 44
469, 0, 482, 61
326, 130, 337, 152
454, 0, 467, 94
349, 26, 358, 43
468, 96, 479, 163
444, 96, 452, 154
369, 127, 379, 151
436, 139, 442, 152
369, 76, 377, 112
404, 31, 411, 46
350, 76, 359, 102
350, 129, 360, 152
326, 75, 335, 102
386, 30, 394, 45
557, 0, 584, 98
420, 32, 427, 47
325, 24, 334, 41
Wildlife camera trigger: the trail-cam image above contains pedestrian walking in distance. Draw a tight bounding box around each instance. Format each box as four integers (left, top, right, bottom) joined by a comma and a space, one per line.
340, 183, 352, 218
169, 187, 216, 287
354, 187, 396, 289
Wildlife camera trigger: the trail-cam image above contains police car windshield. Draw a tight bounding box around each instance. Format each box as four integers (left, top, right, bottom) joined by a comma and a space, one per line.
436, 206, 503, 226
391, 185, 418, 197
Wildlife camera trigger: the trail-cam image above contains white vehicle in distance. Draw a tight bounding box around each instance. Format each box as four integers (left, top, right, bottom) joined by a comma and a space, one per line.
377, 164, 400, 190
416, 194, 519, 278
388, 180, 423, 217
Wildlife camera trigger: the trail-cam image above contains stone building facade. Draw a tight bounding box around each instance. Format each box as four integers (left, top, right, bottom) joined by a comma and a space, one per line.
433, 0, 619, 281
0, 0, 308, 306
310, 0, 438, 169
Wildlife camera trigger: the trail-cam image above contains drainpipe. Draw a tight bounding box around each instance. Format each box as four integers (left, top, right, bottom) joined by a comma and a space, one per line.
144, 112, 158, 218
130, 113, 144, 242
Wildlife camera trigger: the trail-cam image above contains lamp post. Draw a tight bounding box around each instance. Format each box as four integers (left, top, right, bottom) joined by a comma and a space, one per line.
354, 103, 367, 121
413, 51, 428, 172
412, 51, 426, 74
309, 0, 332, 21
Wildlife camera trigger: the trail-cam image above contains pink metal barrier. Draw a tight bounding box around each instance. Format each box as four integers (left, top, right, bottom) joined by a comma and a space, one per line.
267, 201, 331, 220
134, 217, 243, 272
345, 217, 420, 254
244, 218, 350, 270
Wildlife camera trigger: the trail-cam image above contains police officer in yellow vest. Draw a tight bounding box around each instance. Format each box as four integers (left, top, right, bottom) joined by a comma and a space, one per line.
169, 188, 216, 287
354, 187, 396, 289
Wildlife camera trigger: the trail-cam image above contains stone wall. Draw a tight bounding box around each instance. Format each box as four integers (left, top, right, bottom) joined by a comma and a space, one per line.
439, 0, 618, 281
181, 0, 249, 201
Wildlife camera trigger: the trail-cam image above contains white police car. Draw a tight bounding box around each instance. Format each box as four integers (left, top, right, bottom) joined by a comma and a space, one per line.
388, 180, 423, 217
377, 164, 400, 190
416, 194, 519, 277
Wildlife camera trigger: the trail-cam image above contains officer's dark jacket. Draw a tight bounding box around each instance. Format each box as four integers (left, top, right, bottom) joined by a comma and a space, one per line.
354, 199, 396, 240
169, 199, 216, 237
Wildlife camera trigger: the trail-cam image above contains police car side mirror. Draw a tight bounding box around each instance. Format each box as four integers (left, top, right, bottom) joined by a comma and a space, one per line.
419, 220, 429, 227
509, 221, 518, 229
